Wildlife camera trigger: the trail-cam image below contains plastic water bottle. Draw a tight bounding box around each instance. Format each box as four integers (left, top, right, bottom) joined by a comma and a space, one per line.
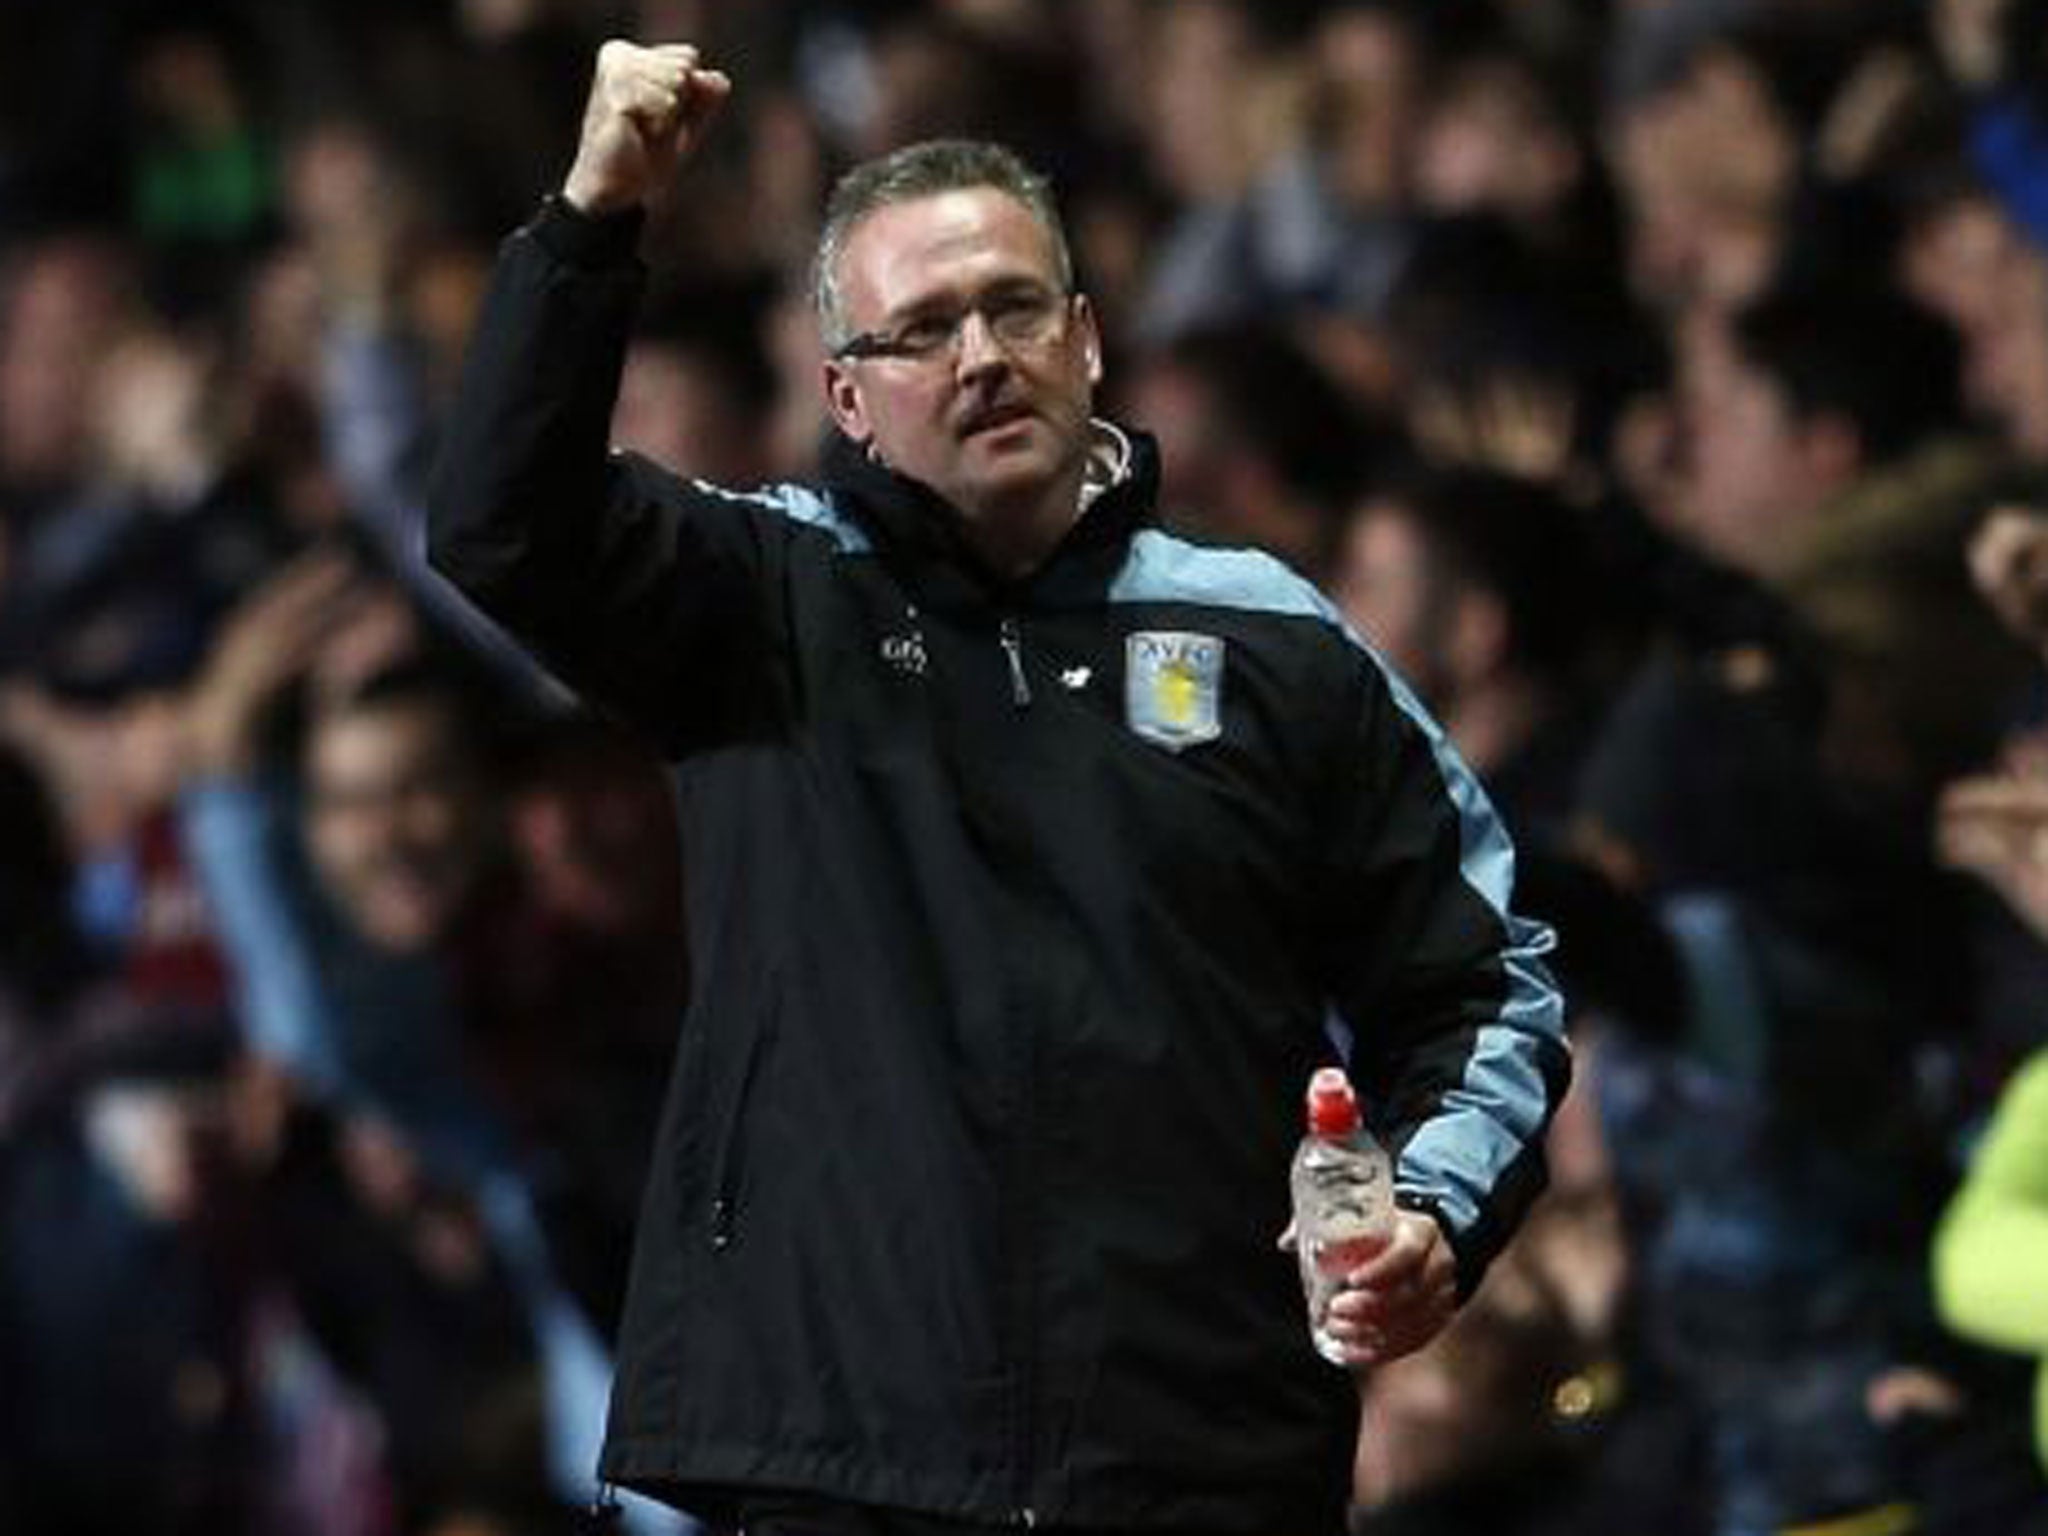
1290, 1065, 1394, 1365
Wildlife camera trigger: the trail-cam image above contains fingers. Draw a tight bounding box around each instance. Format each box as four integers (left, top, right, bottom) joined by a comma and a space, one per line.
684, 69, 733, 130
308, 585, 422, 709
614, 61, 688, 141
186, 546, 379, 774
1322, 1270, 1455, 1367
568, 40, 729, 213
1322, 1276, 1456, 1367
1940, 772, 2048, 830
1316, 1211, 1458, 1369
1935, 763, 2048, 940
1937, 772, 2048, 868
601, 43, 727, 129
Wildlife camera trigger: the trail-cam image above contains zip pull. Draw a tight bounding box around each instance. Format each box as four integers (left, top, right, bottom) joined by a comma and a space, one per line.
998, 617, 1033, 708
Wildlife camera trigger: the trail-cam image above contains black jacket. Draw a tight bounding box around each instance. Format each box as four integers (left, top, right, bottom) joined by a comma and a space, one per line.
427, 198, 1569, 1534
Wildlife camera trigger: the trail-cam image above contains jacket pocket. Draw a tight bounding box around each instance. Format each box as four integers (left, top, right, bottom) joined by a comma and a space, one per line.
706, 1011, 775, 1251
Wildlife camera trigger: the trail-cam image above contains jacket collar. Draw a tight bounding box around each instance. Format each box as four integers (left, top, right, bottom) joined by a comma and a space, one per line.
820, 420, 1161, 614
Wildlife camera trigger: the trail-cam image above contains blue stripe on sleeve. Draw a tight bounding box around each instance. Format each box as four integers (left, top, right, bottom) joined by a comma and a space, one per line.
1110, 528, 1565, 1229
686, 479, 872, 554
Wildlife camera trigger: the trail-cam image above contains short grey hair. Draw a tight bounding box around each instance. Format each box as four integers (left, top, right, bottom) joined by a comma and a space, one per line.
811, 138, 1075, 353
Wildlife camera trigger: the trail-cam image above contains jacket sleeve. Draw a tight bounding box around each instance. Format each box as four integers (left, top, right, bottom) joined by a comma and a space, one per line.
1933, 1051, 2048, 1353
425, 198, 786, 755
1314, 652, 1570, 1298
1932, 1050, 2048, 1472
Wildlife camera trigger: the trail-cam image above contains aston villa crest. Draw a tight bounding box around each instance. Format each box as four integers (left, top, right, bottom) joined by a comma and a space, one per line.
1125, 631, 1225, 751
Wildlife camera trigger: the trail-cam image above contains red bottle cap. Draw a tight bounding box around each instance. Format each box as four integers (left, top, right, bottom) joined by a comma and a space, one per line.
1307, 1067, 1361, 1138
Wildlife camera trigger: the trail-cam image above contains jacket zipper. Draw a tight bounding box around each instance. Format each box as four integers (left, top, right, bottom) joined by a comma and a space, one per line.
998, 617, 1033, 708
992, 611, 1038, 1523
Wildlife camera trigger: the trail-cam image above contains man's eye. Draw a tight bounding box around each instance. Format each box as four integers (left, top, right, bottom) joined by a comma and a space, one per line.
897, 318, 956, 353
988, 293, 1057, 339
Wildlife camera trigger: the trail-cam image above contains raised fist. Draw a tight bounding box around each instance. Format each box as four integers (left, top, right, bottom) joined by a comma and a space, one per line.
562, 41, 731, 217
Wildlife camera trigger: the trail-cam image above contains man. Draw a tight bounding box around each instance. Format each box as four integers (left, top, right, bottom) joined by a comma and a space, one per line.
427, 40, 1567, 1536
1327, 468, 1604, 843
1676, 278, 2032, 803
178, 556, 670, 1525
1121, 324, 1374, 581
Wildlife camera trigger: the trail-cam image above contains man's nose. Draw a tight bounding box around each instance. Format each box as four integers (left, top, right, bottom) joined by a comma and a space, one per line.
953, 308, 1008, 377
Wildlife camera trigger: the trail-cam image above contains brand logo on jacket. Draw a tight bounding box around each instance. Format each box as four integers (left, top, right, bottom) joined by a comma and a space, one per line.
1125, 631, 1224, 750
880, 632, 928, 676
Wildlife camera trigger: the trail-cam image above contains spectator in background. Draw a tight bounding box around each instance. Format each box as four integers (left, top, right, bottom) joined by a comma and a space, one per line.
126, 16, 279, 316
1134, 0, 1429, 339
1412, 23, 1617, 276
0, 742, 405, 1536
1675, 278, 2034, 807
0, 237, 131, 527
494, 715, 685, 1341
1932, 1041, 2048, 1501
0, 1023, 367, 1536
1378, 211, 1648, 511
279, 115, 559, 699
1932, 500, 2048, 1515
176, 550, 681, 1530
1609, 23, 1800, 319
1935, 0, 2048, 250
1896, 172, 2048, 464
0, 247, 298, 1039
612, 289, 780, 488
1327, 468, 1608, 842
1118, 322, 1381, 576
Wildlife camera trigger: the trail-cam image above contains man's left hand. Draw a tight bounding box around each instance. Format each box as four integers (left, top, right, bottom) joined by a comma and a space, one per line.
1319, 1209, 1458, 1369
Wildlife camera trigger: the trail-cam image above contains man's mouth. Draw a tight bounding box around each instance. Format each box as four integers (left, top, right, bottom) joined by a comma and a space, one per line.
960, 402, 1034, 437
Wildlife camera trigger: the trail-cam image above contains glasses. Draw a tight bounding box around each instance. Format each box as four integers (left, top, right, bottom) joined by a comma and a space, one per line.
832, 284, 1073, 363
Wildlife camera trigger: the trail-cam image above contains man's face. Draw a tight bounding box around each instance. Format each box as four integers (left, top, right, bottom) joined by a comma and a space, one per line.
1678, 321, 1849, 576
613, 340, 761, 484
822, 188, 1102, 526
1329, 500, 1450, 704
305, 700, 489, 953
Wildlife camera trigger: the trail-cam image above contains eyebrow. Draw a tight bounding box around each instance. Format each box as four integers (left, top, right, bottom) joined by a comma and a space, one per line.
876, 273, 1058, 324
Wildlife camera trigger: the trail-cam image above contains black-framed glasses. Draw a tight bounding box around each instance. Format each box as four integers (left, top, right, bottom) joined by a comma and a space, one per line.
831, 284, 1073, 363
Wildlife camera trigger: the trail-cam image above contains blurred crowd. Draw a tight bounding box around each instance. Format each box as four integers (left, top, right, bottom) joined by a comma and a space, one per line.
6, 0, 2048, 1532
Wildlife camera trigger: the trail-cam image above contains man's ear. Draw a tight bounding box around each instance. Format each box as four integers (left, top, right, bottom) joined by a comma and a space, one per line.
1074, 294, 1103, 386
823, 358, 870, 444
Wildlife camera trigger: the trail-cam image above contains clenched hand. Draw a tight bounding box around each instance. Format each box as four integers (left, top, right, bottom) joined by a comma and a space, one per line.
562, 41, 732, 217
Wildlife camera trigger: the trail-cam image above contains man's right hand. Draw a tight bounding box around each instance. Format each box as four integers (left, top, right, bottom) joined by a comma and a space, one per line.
562, 41, 732, 217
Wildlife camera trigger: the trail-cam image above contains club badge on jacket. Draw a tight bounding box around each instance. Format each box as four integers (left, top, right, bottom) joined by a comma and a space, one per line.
1126, 631, 1224, 750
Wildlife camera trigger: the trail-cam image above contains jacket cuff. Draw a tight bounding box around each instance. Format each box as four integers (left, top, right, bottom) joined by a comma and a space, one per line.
529, 193, 645, 269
